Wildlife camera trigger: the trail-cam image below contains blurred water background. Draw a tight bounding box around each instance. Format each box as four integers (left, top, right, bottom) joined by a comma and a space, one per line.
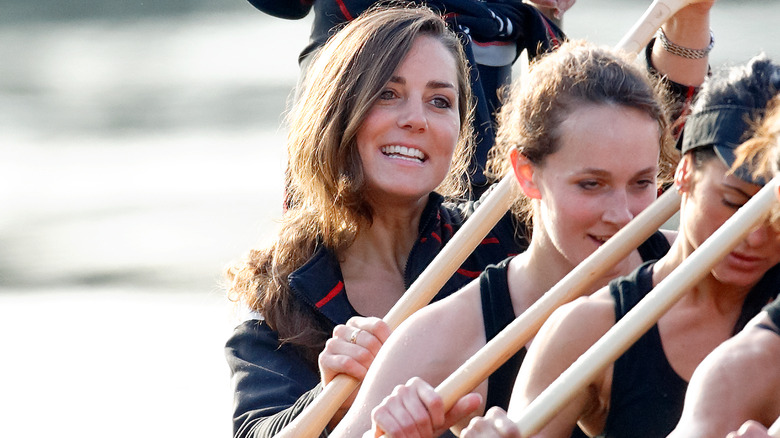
1, 1, 779, 437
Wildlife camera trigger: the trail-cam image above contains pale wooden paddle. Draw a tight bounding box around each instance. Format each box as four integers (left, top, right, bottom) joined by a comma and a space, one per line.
509, 176, 780, 436
770, 414, 780, 437
616, 0, 699, 53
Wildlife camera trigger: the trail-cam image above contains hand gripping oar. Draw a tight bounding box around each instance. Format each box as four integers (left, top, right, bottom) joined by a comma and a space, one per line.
508, 176, 780, 436
615, 0, 699, 54
770, 414, 780, 437
433, 189, 680, 411
274, 174, 518, 438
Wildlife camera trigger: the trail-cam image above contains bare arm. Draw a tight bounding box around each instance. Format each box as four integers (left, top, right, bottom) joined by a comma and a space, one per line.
507, 291, 617, 438
668, 314, 780, 438
650, 0, 715, 87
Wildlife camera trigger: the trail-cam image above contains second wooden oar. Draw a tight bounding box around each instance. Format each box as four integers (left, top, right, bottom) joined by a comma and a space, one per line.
510, 176, 780, 436
615, 0, 698, 54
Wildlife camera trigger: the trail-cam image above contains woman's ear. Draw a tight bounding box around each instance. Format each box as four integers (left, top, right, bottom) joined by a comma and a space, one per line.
510, 149, 541, 199
674, 154, 695, 193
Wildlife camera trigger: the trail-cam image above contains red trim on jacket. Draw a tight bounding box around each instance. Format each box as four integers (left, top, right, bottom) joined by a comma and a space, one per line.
457, 268, 481, 278
335, 0, 353, 21
315, 281, 344, 308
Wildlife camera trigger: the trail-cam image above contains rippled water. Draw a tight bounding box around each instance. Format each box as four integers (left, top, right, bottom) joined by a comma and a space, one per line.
1, 2, 778, 437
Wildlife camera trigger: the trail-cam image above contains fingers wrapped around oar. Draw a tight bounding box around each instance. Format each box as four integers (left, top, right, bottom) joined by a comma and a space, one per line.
370, 377, 482, 438
726, 420, 773, 438
461, 407, 522, 438
319, 316, 392, 386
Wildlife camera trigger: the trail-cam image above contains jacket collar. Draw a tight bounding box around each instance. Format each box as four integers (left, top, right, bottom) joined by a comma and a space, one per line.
288, 193, 447, 325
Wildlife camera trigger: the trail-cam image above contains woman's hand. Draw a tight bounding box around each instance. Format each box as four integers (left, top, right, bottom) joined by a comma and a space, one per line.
320, 316, 392, 427
528, 0, 576, 19
370, 377, 482, 438
319, 316, 391, 386
726, 420, 772, 438
461, 406, 522, 438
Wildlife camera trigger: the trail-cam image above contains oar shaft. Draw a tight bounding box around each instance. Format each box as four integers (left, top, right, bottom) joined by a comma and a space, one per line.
615, 0, 691, 54
512, 176, 780, 436
435, 189, 680, 408
769, 414, 780, 437
274, 174, 517, 438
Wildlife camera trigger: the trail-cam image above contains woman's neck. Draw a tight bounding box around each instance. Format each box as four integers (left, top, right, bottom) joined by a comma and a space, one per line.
335, 195, 429, 316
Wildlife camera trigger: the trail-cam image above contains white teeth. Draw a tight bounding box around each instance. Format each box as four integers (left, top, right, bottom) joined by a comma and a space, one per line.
381, 145, 425, 161
592, 235, 611, 243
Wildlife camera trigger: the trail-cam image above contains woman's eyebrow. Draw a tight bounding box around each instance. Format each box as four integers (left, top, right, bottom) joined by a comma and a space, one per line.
388, 76, 455, 90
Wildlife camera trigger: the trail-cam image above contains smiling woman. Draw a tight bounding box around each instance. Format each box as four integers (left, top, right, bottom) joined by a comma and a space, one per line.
222, 6, 526, 438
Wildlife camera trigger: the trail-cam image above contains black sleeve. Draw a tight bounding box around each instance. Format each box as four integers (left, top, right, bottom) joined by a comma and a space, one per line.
245, 0, 313, 19
226, 320, 325, 438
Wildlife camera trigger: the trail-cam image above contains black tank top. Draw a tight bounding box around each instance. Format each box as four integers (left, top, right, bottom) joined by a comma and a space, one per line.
479, 231, 672, 437
760, 299, 780, 335
603, 262, 780, 438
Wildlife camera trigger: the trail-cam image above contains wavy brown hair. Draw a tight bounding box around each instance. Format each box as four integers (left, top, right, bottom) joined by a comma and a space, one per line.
225, 5, 474, 365
486, 40, 675, 234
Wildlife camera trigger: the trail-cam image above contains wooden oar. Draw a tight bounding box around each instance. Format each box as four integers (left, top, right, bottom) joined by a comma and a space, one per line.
274, 174, 518, 438
434, 188, 680, 409
508, 176, 780, 436
769, 414, 780, 437
615, 0, 696, 53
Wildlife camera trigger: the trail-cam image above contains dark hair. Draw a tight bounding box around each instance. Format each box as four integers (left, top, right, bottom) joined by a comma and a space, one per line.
225, 5, 473, 365
683, 55, 780, 184
691, 55, 780, 117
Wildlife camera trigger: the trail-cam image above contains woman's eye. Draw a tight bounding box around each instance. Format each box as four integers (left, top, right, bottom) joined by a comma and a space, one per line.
379, 89, 397, 100
578, 180, 601, 190
635, 179, 655, 188
721, 198, 745, 210
430, 96, 452, 109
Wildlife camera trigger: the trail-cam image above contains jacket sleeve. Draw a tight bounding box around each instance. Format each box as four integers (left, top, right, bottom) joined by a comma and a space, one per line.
245, 0, 313, 19
226, 320, 326, 438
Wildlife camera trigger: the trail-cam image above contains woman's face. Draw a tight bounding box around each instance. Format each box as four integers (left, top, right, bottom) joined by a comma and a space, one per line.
681, 158, 780, 288
356, 35, 460, 204
532, 103, 661, 272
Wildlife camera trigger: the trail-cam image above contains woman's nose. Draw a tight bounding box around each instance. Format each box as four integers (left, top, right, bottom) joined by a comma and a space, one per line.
397, 100, 428, 132
602, 190, 634, 227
